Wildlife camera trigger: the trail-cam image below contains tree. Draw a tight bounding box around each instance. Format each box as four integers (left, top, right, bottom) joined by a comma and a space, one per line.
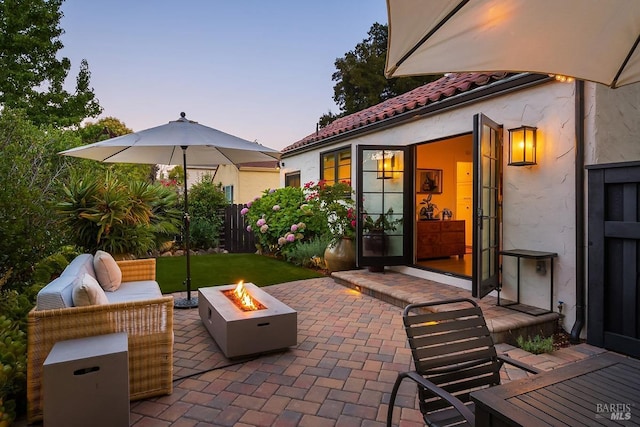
318, 110, 342, 129
320, 23, 440, 126
0, 108, 80, 285
77, 117, 154, 183
168, 165, 186, 185
187, 175, 229, 250
0, 0, 102, 127
78, 117, 134, 144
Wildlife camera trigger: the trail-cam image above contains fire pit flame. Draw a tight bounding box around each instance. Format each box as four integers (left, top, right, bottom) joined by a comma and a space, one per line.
234, 281, 256, 310
224, 281, 266, 311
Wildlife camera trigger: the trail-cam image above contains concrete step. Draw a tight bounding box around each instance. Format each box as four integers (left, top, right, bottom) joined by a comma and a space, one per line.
331, 269, 561, 345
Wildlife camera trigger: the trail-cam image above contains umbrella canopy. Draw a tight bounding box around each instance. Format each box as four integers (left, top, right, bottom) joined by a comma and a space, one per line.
61, 113, 281, 308
61, 113, 281, 165
385, 0, 640, 88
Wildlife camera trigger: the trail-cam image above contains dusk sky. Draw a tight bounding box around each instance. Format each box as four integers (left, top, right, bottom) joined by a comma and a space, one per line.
60, 1, 389, 151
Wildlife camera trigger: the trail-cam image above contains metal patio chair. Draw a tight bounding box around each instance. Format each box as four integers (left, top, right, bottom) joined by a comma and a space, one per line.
386, 298, 540, 427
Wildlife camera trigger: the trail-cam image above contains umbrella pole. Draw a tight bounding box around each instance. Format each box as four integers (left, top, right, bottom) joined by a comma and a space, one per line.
174, 146, 198, 309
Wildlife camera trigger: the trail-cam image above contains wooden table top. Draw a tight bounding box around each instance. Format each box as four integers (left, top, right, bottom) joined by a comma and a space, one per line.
471, 352, 640, 426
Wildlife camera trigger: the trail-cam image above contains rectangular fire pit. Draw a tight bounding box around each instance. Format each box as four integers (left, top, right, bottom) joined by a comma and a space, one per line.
198, 283, 297, 358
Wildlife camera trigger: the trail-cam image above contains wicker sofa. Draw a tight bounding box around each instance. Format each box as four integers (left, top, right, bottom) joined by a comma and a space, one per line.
27, 254, 174, 422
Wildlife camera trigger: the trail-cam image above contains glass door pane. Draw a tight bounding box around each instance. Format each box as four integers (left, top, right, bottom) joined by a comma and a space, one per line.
473, 114, 502, 298
357, 146, 411, 268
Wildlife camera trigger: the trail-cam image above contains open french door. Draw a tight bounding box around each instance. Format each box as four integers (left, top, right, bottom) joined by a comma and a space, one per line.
357, 146, 412, 269
472, 114, 503, 298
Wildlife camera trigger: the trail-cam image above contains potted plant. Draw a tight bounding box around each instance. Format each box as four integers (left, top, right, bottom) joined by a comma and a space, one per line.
418, 194, 439, 220
317, 181, 357, 272
362, 207, 402, 258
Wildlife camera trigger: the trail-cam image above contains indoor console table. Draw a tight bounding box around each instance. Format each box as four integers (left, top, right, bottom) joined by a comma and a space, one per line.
498, 249, 558, 316
416, 220, 466, 259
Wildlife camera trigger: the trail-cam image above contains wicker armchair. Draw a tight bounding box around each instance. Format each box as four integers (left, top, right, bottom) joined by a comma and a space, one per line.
27, 258, 174, 422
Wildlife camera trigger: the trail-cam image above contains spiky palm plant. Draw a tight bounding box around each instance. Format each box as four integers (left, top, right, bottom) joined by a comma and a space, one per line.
57, 172, 181, 257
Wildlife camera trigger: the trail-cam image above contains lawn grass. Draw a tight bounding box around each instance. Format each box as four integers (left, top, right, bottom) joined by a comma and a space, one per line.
156, 253, 324, 294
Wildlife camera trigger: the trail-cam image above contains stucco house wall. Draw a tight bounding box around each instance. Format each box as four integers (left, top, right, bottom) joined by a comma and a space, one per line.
212, 165, 239, 193
280, 149, 330, 187
237, 168, 280, 204
584, 83, 640, 165
282, 75, 640, 337
213, 164, 280, 204
282, 78, 583, 332
186, 167, 217, 188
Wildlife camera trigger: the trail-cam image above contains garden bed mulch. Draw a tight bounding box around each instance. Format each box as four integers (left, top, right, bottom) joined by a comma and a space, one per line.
552, 329, 576, 350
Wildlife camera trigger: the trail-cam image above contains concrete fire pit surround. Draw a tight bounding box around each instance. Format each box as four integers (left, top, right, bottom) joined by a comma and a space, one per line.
198, 283, 297, 358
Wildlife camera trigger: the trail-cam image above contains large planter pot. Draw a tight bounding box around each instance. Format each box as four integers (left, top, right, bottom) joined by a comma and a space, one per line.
362, 230, 389, 257
363, 231, 389, 273
324, 238, 356, 273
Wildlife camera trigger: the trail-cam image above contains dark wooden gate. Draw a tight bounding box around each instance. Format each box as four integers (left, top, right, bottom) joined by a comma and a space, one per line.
222, 204, 256, 253
587, 161, 640, 358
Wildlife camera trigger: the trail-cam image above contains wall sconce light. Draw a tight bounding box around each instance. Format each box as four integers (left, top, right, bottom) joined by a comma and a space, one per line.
508, 126, 537, 166
376, 152, 395, 179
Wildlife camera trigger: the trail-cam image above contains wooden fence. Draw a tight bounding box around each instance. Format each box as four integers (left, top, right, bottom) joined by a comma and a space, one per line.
221, 204, 255, 253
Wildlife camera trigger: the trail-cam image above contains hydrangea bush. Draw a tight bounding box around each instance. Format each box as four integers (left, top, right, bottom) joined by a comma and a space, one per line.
242, 186, 327, 255
242, 181, 355, 257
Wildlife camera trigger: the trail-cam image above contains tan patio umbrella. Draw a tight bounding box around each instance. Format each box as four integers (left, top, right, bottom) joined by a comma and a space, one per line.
61, 112, 281, 308
385, 0, 640, 88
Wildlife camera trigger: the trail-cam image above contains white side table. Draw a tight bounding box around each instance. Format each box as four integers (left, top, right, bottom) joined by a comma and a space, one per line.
43, 332, 129, 427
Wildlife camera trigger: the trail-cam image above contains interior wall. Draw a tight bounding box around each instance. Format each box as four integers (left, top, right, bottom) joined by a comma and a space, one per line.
415, 135, 473, 220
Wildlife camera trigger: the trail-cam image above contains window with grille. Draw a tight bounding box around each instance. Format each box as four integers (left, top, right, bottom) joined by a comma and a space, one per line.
285, 172, 301, 187
320, 147, 351, 185
223, 185, 233, 202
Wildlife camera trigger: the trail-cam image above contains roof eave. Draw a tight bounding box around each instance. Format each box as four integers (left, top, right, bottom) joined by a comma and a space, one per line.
282, 73, 552, 158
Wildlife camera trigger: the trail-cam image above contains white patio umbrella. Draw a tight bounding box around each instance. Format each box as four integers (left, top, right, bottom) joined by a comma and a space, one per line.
385, 0, 640, 88
61, 112, 281, 308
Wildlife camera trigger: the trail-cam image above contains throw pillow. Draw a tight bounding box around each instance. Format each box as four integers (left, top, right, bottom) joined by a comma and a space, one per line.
72, 273, 109, 306
94, 250, 123, 292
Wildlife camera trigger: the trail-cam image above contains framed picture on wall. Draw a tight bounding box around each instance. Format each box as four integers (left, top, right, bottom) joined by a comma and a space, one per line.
417, 169, 443, 194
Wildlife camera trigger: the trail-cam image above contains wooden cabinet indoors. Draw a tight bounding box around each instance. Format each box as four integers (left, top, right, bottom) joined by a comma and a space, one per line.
416, 220, 465, 259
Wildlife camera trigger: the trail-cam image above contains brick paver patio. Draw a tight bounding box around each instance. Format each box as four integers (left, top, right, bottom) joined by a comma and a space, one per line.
127, 276, 605, 427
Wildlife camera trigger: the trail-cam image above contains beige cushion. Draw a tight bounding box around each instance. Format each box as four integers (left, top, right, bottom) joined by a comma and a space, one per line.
72, 273, 109, 306
94, 250, 122, 292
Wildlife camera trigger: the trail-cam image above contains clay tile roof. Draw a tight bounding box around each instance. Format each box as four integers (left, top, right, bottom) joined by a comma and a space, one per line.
282, 72, 509, 154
